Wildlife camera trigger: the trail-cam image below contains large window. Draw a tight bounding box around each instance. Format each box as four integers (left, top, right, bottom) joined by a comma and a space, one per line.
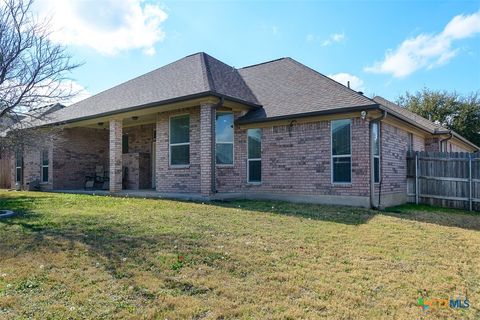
216, 112, 234, 165
170, 115, 190, 166
15, 151, 22, 183
41, 149, 49, 183
247, 128, 261, 183
331, 119, 351, 183
372, 122, 380, 183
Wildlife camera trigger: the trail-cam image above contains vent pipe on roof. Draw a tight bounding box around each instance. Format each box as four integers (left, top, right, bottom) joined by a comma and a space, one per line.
347, 81, 350, 88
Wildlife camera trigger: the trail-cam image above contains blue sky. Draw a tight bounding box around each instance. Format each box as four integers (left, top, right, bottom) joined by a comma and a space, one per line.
36, 0, 480, 104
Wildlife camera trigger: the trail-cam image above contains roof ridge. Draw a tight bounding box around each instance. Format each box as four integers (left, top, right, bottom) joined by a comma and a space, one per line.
239, 57, 287, 69
199, 52, 216, 92
285, 57, 377, 106
64, 53, 206, 109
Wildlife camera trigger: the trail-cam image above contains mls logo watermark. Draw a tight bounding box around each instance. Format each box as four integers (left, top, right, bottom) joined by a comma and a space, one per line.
417, 289, 470, 311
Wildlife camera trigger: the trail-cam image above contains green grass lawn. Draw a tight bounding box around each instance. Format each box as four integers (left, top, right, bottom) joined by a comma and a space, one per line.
0, 191, 479, 319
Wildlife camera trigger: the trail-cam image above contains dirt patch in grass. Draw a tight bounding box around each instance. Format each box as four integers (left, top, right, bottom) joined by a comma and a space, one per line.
0, 191, 479, 319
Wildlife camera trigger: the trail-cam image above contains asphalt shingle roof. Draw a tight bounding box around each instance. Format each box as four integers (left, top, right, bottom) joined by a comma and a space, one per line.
45, 53, 378, 125
237, 58, 377, 123
372, 96, 446, 133
48, 53, 259, 124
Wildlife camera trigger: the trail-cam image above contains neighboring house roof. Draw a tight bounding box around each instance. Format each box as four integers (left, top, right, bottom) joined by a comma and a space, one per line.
373, 96, 479, 151
43, 52, 376, 125
0, 103, 65, 137
237, 58, 377, 123
47, 53, 259, 124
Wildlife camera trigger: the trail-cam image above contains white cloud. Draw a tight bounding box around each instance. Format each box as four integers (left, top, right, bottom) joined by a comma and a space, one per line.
328, 73, 365, 92
35, 0, 168, 56
364, 11, 480, 78
306, 32, 346, 45
321, 32, 345, 46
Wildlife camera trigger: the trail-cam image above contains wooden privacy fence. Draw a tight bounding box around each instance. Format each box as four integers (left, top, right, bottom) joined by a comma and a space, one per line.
407, 151, 480, 211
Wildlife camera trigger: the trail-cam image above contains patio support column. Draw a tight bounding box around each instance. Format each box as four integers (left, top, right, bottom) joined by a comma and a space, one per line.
200, 103, 215, 197
109, 119, 123, 192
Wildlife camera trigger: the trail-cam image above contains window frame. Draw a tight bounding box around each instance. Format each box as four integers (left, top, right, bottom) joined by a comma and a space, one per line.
15, 151, 22, 183
407, 132, 414, 152
247, 128, 262, 184
331, 119, 352, 184
372, 122, 381, 184
41, 149, 49, 184
169, 114, 190, 167
215, 111, 235, 166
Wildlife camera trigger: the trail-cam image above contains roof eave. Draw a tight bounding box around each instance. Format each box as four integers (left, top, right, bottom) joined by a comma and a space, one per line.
378, 105, 479, 151
32, 91, 262, 128
378, 105, 436, 135
443, 131, 480, 151
236, 104, 380, 125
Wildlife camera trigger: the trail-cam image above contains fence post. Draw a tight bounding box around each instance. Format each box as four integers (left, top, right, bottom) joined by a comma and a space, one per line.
415, 151, 419, 205
469, 153, 472, 211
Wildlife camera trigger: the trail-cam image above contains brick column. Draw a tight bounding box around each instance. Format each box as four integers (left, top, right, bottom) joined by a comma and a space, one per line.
109, 119, 123, 192
200, 104, 215, 197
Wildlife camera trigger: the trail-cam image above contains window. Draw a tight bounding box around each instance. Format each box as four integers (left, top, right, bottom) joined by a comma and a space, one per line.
372, 122, 380, 183
331, 119, 351, 183
216, 112, 234, 165
170, 115, 190, 166
41, 150, 49, 183
407, 133, 414, 152
247, 128, 261, 183
15, 151, 22, 183
440, 140, 448, 152
122, 134, 129, 154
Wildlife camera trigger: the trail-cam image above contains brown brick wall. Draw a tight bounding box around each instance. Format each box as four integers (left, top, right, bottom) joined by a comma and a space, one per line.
413, 134, 425, 151
52, 127, 109, 190
379, 122, 408, 195
155, 107, 201, 193
11, 142, 53, 191
216, 117, 371, 197
425, 138, 440, 152
123, 124, 155, 154
122, 153, 151, 189
109, 120, 123, 192
200, 104, 214, 196
123, 124, 155, 189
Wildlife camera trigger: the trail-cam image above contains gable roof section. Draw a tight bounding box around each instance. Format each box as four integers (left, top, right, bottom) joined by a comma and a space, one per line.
46, 53, 259, 124
373, 96, 479, 151
236, 57, 378, 123
372, 96, 446, 133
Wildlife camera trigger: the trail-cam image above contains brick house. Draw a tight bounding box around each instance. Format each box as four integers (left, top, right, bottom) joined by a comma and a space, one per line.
10, 53, 479, 208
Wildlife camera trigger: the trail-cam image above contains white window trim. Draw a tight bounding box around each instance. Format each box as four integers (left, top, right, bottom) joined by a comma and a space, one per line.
407, 132, 414, 152
15, 154, 22, 183
373, 122, 381, 184
247, 128, 261, 184
41, 150, 49, 184
331, 119, 352, 184
169, 114, 190, 168
215, 111, 235, 167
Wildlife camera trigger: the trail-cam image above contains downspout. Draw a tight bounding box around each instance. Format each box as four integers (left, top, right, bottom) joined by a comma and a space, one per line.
439, 131, 453, 152
211, 96, 225, 194
370, 110, 387, 209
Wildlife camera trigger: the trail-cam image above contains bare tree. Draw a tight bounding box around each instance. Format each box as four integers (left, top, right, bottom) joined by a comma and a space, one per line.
0, 0, 80, 151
